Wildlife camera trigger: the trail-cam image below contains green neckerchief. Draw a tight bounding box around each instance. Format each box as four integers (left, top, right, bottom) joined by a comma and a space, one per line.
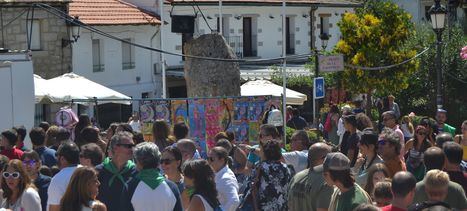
186, 187, 195, 197
136, 169, 165, 190
103, 157, 135, 187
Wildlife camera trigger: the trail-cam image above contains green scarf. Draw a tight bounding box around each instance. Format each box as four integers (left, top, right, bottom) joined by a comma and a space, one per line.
103, 157, 135, 187
136, 168, 166, 190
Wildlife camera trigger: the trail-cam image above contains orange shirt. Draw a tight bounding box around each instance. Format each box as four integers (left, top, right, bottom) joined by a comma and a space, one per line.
384, 157, 407, 178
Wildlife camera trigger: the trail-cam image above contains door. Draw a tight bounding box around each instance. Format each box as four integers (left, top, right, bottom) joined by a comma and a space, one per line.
286, 17, 293, 54
243, 17, 252, 57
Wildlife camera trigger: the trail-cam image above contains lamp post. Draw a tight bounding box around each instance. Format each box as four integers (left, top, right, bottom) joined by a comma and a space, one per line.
313, 33, 329, 127
429, 0, 447, 109
62, 16, 81, 48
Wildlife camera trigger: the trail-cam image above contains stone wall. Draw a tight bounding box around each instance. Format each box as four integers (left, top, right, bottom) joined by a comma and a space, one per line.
0, 4, 72, 79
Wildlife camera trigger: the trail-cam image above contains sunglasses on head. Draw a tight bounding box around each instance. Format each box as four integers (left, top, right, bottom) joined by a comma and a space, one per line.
160, 159, 174, 165
3, 172, 20, 179
22, 160, 36, 166
378, 140, 387, 145
116, 143, 135, 149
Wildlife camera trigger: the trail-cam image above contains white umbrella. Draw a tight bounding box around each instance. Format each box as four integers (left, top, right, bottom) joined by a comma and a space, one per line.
33, 74, 53, 103
46, 73, 131, 105
241, 80, 307, 105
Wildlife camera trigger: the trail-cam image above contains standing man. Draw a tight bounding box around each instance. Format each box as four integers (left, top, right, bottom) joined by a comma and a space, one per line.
382, 172, 417, 211
288, 142, 334, 211
443, 142, 467, 192
382, 111, 405, 159
378, 128, 406, 178
322, 152, 372, 211
286, 108, 308, 130
387, 95, 400, 120
282, 130, 312, 173
96, 131, 139, 211
435, 109, 456, 136
47, 141, 80, 211
29, 127, 57, 167
208, 147, 239, 211
176, 139, 199, 164
13, 125, 28, 151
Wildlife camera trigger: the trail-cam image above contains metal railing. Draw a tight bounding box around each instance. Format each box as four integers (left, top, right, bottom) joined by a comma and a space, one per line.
122, 62, 135, 70
93, 64, 104, 72
225, 36, 243, 58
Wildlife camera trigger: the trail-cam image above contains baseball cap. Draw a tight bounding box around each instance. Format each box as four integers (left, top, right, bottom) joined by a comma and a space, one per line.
322, 152, 350, 172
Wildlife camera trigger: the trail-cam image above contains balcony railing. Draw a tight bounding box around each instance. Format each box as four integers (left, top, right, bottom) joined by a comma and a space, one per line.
93, 64, 104, 72
122, 62, 135, 70
225, 36, 243, 58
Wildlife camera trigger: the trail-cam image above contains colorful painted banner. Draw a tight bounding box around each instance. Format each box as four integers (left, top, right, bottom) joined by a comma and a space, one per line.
234, 99, 249, 122
139, 101, 155, 123
205, 99, 222, 148
188, 99, 207, 158
171, 100, 188, 124
154, 100, 171, 122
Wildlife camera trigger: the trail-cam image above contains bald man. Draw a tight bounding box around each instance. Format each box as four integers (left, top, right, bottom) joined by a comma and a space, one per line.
287, 143, 334, 211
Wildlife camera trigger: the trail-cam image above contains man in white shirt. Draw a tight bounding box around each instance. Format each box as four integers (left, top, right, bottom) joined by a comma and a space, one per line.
47, 141, 81, 211
282, 130, 312, 173
208, 147, 240, 211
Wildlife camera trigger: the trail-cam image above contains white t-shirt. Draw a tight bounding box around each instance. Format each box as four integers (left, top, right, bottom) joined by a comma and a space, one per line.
131, 181, 176, 211
282, 150, 308, 173
215, 166, 239, 211
47, 165, 80, 209
2, 187, 41, 211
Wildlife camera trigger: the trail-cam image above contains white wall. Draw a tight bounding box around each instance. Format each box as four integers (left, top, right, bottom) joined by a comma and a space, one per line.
314, 7, 354, 51
158, 5, 354, 67
0, 53, 35, 149
72, 25, 162, 111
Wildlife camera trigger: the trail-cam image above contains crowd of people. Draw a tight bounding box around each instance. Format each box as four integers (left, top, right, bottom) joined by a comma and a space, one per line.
0, 105, 465, 211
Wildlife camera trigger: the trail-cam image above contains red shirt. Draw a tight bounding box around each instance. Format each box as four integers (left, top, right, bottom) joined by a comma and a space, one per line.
382, 205, 406, 211
1, 148, 24, 160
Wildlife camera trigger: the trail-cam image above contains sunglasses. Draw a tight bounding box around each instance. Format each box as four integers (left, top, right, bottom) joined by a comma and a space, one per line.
3, 172, 20, 179
116, 143, 135, 149
160, 159, 174, 165
22, 160, 36, 166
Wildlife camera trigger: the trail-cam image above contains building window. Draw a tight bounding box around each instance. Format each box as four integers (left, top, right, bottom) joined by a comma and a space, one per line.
92, 39, 104, 72
122, 38, 135, 70
320, 16, 330, 36
30, 20, 41, 50
217, 17, 229, 35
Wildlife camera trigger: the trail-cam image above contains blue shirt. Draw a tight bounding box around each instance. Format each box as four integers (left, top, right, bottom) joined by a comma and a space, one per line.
34, 173, 51, 211
34, 146, 57, 167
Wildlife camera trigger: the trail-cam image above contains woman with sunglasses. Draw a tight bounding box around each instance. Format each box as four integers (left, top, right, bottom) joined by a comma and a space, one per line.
1, 159, 41, 210
161, 146, 184, 193
60, 166, 107, 211
404, 125, 432, 181
21, 150, 51, 211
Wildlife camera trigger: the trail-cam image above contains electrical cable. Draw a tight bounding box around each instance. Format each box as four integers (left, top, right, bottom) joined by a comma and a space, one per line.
192, 0, 214, 32
344, 47, 431, 71
443, 70, 467, 84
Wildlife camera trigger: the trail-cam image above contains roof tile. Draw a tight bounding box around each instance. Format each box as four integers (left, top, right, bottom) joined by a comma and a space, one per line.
69, 0, 160, 25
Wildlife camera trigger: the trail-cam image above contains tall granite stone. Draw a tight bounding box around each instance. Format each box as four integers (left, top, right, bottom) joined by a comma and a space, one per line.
184, 34, 240, 97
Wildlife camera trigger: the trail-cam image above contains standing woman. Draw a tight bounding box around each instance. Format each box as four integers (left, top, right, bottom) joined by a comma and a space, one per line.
153, 119, 173, 150
74, 114, 92, 142
183, 159, 221, 211
326, 105, 340, 146
161, 146, 184, 193
454, 120, 467, 162
1, 159, 41, 210
404, 125, 432, 181
60, 167, 107, 211
400, 116, 414, 142
353, 131, 383, 187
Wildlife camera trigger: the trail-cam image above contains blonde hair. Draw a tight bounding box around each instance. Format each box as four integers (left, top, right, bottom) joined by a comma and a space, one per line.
424, 170, 450, 190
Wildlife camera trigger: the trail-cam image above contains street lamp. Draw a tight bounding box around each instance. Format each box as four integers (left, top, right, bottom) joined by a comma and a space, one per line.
62, 16, 81, 48
429, 0, 447, 109
319, 33, 329, 51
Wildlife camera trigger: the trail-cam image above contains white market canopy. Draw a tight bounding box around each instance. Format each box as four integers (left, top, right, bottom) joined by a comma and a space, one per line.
35, 73, 131, 105
241, 80, 308, 105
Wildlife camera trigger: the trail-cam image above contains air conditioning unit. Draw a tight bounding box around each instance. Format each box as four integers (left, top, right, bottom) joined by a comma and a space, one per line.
154, 63, 161, 75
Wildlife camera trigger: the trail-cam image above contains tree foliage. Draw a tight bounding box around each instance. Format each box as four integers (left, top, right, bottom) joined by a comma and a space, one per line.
335, 0, 419, 95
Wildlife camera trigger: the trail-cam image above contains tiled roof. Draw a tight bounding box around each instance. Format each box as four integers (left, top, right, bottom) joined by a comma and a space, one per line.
168, 0, 361, 6
69, 0, 160, 25
0, 0, 70, 3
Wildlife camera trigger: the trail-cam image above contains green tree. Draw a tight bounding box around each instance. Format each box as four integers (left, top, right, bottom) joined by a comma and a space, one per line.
397, 23, 467, 130
334, 0, 419, 114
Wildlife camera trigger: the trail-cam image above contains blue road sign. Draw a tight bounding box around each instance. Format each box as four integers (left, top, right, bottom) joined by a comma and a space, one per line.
314, 77, 325, 99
